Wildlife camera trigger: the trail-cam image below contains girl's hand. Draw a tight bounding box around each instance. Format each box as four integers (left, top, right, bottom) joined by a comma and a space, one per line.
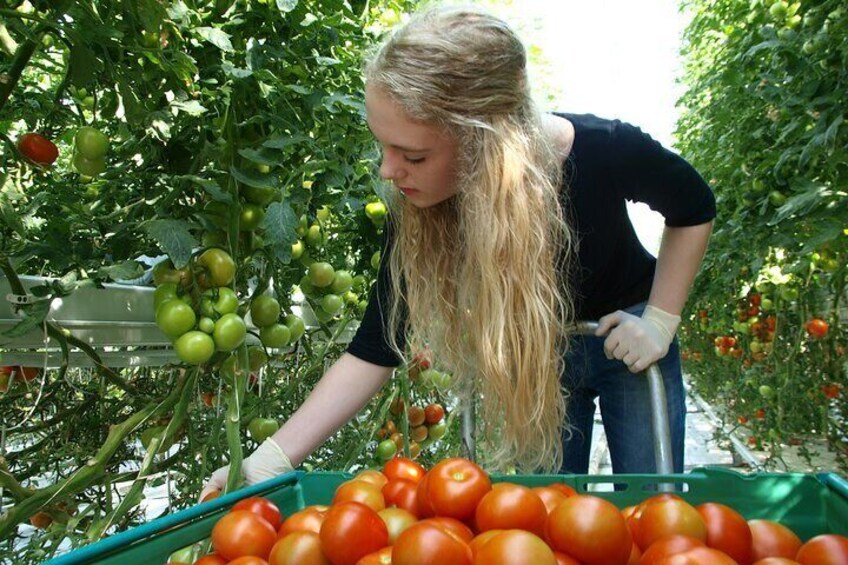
199, 438, 294, 501
595, 306, 680, 373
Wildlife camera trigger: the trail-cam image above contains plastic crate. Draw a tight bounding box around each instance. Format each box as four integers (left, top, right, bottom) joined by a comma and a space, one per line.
44, 466, 848, 565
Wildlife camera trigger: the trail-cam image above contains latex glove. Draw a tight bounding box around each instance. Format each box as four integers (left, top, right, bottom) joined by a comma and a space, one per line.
595, 305, 681, 373
200, 438, 294, 501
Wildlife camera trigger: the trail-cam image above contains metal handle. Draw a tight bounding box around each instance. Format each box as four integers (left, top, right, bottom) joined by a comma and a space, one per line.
459, 320, 675, 475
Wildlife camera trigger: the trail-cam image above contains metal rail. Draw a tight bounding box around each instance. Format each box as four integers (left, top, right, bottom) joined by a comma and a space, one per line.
460, 320, 675, 476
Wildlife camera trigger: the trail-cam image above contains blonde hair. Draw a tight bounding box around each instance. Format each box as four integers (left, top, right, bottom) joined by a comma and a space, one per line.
366, 5, 576, 472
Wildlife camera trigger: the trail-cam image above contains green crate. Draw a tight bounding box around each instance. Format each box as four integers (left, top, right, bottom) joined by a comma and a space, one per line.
44, 467, 848, 565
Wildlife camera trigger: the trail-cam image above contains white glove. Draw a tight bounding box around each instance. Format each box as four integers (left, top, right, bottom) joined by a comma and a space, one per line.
200, 438, 294, 501
595, 305, 681, 373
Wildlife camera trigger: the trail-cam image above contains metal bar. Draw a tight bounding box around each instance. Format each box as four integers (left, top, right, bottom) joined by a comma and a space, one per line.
460, 396, 476, 462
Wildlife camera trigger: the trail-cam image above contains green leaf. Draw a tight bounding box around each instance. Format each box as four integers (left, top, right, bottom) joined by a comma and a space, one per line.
222, 61, 253, 79
237, 147, 281, 166
171, 100, 208, 116
98, 261, 145, 282
262, 201, 297, 263
2, 300, 51, 338
145, 219, 198, 268
181, 176, 233, 203
68, 41, 100, 87
275, 0, 298, 12
231, 167, 277, 189
263, 133, 311, 150
195, 27, 234, 52
767, 181, 831, 225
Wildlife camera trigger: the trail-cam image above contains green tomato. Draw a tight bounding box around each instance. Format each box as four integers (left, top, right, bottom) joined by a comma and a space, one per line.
213, 313, 247, 351
308, 262, 335, 288
432, 371, 452, 390
199, 317, 216, 334
768, 190, 787, 207
196, 248, 236, 288
156, 300, 196, 339
779, 286, 799, 301
248, 417, 279, 443
330, 270, 353, 294
174, 331, 215, 365
353, 275, 367, 291
202, 230, 228, 247
375, 438, 398, 461
759, 385, 775, 398
152, 260, 191, 287
321, 294, 343, 315
153, 283, 179, 311
75, 127, 110, 159
371, 251, 381, 270
260, 323, 290, 348
291, 240, 304, 260
241, 185, 276, 206
248, 346, 268, 371
344, 291, 359, 305
72, 153, 106, 176
316, 205, 331, 222
250, 295, 281, 327
201, 287, 239, 317
428, 422, 448, 441
313, 304, 335, 323
760, 298, 774, 311
305, 224, 323, 248
239, 203, 266, 231
296, 214, 308, 236
299, 274, 318, 298
365, 201, 387, 226
285, 314, 306, 342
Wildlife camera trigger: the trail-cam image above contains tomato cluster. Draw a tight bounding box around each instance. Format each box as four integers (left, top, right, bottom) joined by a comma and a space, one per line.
375, 400, 447, 463
72, 126, 110, 176
169, 456, 848, 565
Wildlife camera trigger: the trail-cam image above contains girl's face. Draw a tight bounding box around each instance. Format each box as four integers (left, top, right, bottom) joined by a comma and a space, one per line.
365, 84, 459, 208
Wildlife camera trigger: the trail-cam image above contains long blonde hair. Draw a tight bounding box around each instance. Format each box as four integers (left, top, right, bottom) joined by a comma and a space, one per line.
365, 5, 576, 472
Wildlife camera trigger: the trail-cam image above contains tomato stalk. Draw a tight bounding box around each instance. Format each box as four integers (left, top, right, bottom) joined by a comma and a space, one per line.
224, 345, 250, 494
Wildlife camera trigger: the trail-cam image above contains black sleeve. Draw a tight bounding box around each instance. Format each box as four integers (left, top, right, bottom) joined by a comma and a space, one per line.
611, 121, 716, 227
346, 226, 405, 367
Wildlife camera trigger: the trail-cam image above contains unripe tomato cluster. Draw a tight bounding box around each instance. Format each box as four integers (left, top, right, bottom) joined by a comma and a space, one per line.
171, 456, 848, 565
72, 127, 110, 176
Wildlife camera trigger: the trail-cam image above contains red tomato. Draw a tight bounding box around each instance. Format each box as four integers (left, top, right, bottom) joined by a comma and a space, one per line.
422, 458, 492, 521
805, 318, 829, 338
475, 483, 547, 536
635, 499, 707, 551
319, 501, 389, 565
0, 365, 40, 381
194, 556, 228, 565
419, 517, 474, 543
17, 133, 59, 165
228, 558, 269, 565
654, 546, 738, 564
378, 507, 417, 544
356, 469, 389, 489
233, 497, 283, 531
415, 473, 436, 518
751, 559, 801, 565
795, 534, 848, 565
392, 521, 473, 565
333, 479, 386, 512
424, 403, 445, 425
639, 535, 705, 565
531, 486, 569, 515
356, 546, 393, 565
697, 502, 753, 564
628, 543, 642, 565
382, 479, 421, 517
748, 519, 801, 561
268, 531, 329, 565
546, 494, 632, 565
469, 530, 505, 557
278, 505, 328, 537
472, 529, 557, 564
547, 482, 578, 497
554, 552, 581, 565
212, 510, 277, 560
383, 457, 426, 483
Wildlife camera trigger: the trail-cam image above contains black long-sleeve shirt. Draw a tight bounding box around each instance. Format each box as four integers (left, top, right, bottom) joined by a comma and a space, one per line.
346, 113, 716, 367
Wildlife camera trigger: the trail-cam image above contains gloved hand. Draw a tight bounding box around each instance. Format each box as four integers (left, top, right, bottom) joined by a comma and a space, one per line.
200, 438, 294, 501
595, 305, 681, 373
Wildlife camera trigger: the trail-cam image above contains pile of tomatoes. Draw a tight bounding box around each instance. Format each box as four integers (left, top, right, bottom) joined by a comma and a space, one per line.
167, 456, 848, 565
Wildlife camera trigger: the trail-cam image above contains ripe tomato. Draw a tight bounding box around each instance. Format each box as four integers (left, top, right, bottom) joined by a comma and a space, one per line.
196, 248, 236, 287
227, 558, 269, 565
419, 517, 474, 543
472, 529, 557, 564
654, 546, 738, 564
383, 457, 425, 483
696, 502, 753, 564
194, 556, 228, 565
530, 485, 570, 515
378, 507, 417, 544
355, 469, 389, 489
392, 521, 473, 565
232, 497, 283, 531
278, 505, 328, 537
268, 531, 329, 565
407, 405, 426, 427
422, 458, 492, 521
424, 403, 445, 424
469, 530, 505, 557
547, 482, 578, 497
748, 519, 801, 560
332, 480, 386, 512
546, 494, 632, 564
475, 483, 547, 536
211, 510, 277, 560
17, 133, 59, 165
356, 546, 393, 565
382, 479, 421, 517
639, 535, 705, 565
213, 313, 247, 351
636, 498, 707, 551
319, 501, 389, 565
174, 331, 215, 365
750, 558, 801, 564
0, 365, 40, 382
553, 552, 581, 565
795, 534, 848, 564
805, 318, 829, 338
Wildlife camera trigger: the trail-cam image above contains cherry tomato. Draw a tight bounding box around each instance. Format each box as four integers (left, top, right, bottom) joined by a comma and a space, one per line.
748, 519, 801, 560
424, 403, 445, 425
232, 497, 283, 531
475, 483, 548, 536
17, 133, 59, 165
546, 494, 632, 565
211, 510, 277, 560
696, 502, 753, 565
268, 531, 329, 565
319, 501, 389, 565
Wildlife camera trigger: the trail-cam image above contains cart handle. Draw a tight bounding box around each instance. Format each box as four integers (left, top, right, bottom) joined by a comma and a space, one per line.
460, 321, 675, 476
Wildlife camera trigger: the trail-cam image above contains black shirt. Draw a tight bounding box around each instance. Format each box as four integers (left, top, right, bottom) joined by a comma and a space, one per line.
346, 113, 716, 367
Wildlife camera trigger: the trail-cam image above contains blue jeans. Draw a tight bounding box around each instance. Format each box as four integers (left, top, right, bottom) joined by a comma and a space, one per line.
559, 302, 685, 474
